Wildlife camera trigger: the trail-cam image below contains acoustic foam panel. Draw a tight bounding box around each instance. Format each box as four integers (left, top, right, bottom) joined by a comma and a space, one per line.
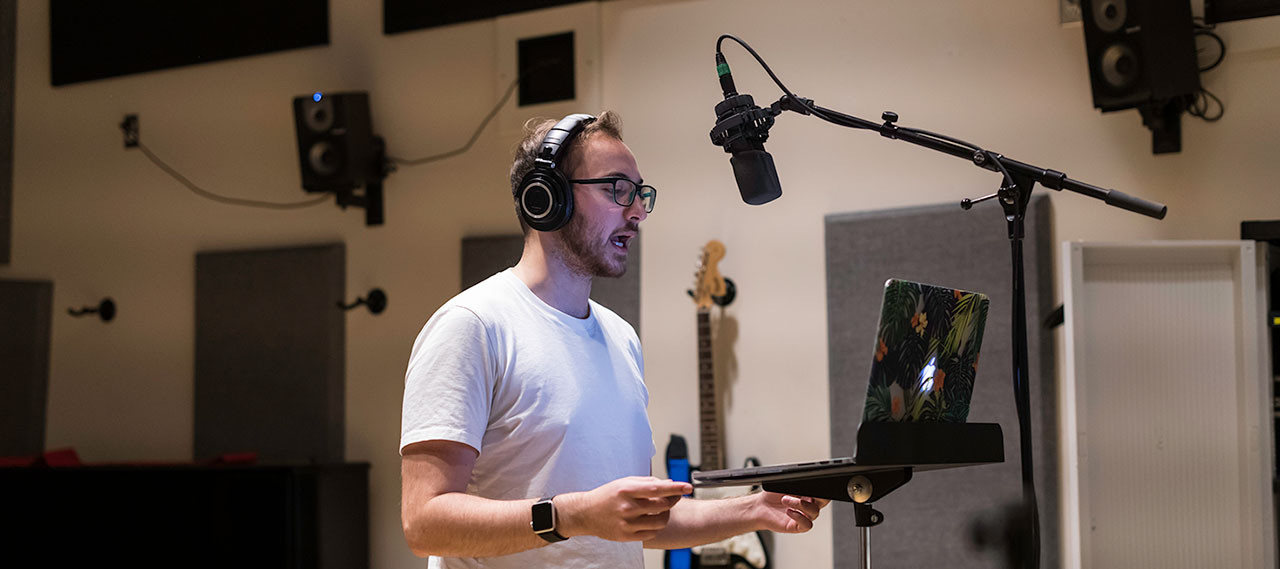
0, 279, 53, 455
195, 243, 345, 463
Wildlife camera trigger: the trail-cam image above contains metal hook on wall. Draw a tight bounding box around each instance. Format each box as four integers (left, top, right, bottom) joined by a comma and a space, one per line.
339, 288, 387, 315
68, 298, 116, 322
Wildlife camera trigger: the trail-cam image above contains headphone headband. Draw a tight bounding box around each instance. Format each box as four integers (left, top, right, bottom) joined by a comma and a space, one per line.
537, 113, 597, 165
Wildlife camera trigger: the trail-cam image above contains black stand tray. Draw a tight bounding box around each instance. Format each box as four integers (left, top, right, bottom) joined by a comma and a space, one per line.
769, 422, 1002, 504
692, 422, 1003, 504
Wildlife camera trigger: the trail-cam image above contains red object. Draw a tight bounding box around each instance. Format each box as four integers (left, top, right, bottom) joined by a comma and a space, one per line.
204, 452, 259, 465
39, 448, 83, 467
0, 448, 258, 468
0, 455, 37, 467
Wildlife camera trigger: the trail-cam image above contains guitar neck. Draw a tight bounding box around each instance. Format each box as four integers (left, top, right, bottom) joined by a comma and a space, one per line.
696, 309, 724, 471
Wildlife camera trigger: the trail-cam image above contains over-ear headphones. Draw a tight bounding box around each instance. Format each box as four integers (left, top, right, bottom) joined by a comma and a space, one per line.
518, 113, 597, 232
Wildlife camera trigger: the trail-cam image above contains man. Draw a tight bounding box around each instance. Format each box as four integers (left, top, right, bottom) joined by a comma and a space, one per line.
401, 111, 825, 568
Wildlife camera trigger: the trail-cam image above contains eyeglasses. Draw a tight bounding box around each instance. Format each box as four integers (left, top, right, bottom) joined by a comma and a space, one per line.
569, 177, 657, 213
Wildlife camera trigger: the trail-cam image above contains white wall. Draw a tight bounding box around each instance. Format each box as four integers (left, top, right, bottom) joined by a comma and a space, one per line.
5, 1, 1278, 568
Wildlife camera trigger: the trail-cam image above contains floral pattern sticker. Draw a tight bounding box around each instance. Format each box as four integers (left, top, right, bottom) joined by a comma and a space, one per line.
862, 279, 990, 423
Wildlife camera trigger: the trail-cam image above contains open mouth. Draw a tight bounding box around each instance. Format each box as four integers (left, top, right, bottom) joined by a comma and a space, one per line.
610, 234, 632, 250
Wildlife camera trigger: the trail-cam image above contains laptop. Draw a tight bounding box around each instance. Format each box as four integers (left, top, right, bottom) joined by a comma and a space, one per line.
693, 278, 992, 487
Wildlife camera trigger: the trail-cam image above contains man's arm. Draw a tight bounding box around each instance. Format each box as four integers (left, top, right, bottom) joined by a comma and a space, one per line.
642, 491, 828, 550
401, 439, 693, 558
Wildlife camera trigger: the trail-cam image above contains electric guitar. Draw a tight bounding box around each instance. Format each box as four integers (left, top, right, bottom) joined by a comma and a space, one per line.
665, 240, 770, 569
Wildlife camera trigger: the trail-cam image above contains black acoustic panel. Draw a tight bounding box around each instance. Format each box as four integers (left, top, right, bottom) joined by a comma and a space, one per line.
0, 280, 53, 456
825, 196, 1056, 569
1205, 0, 1280, 22
518, 32, 575, 106
460, 233, 641, 334
195, 244, 345, 463
0, 0, 13, 264
383, 0, 584, 34
50, 1, 329, 86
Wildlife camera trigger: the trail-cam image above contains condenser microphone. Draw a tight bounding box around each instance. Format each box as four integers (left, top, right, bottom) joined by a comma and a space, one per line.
709, 52, 783, 205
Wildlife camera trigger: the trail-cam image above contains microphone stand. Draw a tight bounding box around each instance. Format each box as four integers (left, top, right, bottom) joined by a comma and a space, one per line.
763, 95, 1167, 569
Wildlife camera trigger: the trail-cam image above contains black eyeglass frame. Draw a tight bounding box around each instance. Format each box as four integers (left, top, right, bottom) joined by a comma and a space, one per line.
569, 177, 657, 213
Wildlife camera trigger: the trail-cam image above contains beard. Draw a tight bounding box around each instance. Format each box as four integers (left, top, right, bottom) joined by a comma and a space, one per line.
559, 214, 630, 279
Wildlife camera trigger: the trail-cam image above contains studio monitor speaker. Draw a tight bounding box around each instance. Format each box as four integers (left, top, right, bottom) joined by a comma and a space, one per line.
1080, 0, 1200, 112
292, 92, 376, 193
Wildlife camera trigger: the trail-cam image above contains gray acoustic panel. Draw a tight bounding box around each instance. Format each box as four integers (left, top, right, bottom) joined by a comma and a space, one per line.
826, 196, 1057, 568
461, 233, 641, 333
0, 0, 14, 264
0, 280, 53, 456
195, 244, 345, 463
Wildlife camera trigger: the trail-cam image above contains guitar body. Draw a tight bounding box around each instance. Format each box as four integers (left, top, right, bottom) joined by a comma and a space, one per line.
665, 241, 771, 569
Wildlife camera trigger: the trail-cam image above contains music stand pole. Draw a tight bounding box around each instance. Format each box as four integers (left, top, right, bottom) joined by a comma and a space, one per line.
849, 476, 884, 569
860, 526, 871, 569
999, 171, 1040, 569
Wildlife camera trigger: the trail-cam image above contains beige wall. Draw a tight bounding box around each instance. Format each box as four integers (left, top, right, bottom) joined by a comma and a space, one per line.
6, 1, 1278, 568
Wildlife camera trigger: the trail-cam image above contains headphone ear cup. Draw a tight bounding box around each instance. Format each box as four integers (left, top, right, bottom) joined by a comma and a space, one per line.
518, 168, 574, 232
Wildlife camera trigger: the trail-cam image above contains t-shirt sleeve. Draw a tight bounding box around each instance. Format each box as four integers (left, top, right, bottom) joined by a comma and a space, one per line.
400, 305, 496, 455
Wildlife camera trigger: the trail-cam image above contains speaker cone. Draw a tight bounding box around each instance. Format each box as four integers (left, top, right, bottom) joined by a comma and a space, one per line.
1100, 43, 1139, 89
308, 141, 341, 176
1093, 0, 1127, 33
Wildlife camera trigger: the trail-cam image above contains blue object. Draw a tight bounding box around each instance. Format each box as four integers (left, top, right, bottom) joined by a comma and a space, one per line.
313, 92, 323, 102
667, 548, 693, 569
664, 453, 693, 568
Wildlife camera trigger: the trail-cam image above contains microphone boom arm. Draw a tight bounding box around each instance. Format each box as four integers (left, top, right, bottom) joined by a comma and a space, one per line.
769, 96, 1168, 219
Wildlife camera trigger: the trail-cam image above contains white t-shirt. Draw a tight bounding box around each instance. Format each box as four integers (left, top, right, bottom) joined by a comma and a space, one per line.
402, 269, 655, 569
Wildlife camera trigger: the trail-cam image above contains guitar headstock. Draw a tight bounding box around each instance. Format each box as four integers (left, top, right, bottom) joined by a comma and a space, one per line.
692, 240, 727, 311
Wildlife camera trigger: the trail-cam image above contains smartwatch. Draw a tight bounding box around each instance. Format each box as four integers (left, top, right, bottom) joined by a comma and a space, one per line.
531, 496, 568, 543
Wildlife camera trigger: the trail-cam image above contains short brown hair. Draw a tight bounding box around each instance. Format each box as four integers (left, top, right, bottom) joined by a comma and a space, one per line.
509, 111, 623, 232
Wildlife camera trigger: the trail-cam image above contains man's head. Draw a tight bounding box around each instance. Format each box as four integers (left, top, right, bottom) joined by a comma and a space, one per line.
509, 111, 650, 278
509, 111, 624, 233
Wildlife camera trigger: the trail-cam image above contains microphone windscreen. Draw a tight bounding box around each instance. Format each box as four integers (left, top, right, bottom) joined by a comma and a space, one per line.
730, 150, 783, 205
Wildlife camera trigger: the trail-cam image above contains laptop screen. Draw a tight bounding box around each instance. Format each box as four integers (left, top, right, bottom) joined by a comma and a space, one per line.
861, 279, 990, 424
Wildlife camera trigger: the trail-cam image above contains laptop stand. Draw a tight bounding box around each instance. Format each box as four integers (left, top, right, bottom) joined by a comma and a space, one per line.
761, 422, 1003, 569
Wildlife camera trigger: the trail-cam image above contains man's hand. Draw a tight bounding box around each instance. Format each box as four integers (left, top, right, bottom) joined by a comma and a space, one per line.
751, 491, 829, 533
558, 476, 692, 542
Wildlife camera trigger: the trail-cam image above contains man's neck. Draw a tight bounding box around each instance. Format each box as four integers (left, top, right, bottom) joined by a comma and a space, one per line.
512, 235, 593, 319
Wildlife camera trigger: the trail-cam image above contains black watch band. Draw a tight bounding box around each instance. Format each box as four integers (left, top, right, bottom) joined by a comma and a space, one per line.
531, 496, 568, 543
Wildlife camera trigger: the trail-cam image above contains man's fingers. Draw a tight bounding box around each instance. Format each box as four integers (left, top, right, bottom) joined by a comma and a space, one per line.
623, 478, 692, 498
783, 495, 823, 520
785, 507, 814, 532
627, 495, 682, 516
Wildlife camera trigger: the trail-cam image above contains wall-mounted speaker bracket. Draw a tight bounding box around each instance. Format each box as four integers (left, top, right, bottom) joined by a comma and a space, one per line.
330, 136, 388, 226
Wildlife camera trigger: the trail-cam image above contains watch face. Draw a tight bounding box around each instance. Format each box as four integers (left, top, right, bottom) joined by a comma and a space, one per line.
532, 500, 555, 530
